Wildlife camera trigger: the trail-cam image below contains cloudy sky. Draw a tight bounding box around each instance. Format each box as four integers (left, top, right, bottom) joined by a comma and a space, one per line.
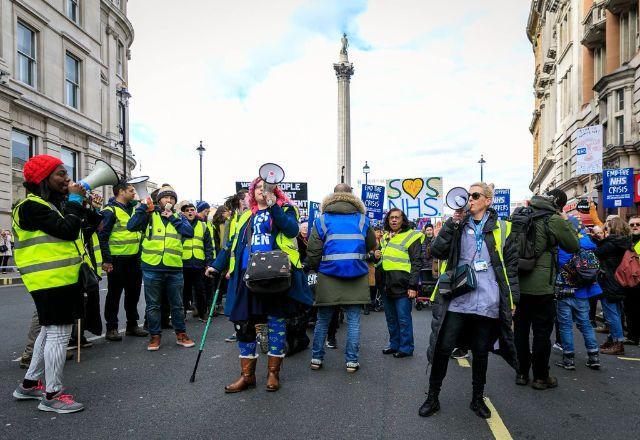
127, 0, 533, 206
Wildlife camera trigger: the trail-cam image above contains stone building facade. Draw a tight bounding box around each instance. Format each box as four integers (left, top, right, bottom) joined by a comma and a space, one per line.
527, 0, 640, 219
0, 0, 134, 228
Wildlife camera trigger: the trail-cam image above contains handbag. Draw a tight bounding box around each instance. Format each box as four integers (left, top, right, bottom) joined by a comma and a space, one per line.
0, 245, 7, 253
437, 264, 477, 299
244, 250, 292, 295
73, 241, 101, 292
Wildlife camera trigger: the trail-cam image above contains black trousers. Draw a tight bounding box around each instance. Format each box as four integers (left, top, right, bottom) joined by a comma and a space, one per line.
104, 256, 142, 331
429, 312, 497, 394
183, 267, 208, 314
328, 308, 340, 340
514, 294, 555, 380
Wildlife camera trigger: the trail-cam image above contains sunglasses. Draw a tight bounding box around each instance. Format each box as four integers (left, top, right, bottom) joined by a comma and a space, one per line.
468, 192, 485, 200
630, 223, 640, 227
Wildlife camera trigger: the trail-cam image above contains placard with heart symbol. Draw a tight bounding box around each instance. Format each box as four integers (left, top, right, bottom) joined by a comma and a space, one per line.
402, 178, 424, 199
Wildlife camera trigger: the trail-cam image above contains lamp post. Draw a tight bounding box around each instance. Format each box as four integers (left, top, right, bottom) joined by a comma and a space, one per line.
478, 155, 486, 182
341, 166, 345, 183
196, 141, 205, 202
363, 161, 370, 185
116, 87, 131, 178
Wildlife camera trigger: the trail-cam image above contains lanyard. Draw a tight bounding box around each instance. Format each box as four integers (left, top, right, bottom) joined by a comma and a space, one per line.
471, 213, 489, 255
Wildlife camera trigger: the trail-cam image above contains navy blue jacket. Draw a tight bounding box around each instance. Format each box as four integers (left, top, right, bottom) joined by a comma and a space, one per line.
557, 230, 602, 299
127, 204, 194, 272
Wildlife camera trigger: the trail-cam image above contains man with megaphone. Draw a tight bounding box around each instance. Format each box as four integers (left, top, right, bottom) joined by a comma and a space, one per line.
126, 184, 196, 351
98, 181, 148, 341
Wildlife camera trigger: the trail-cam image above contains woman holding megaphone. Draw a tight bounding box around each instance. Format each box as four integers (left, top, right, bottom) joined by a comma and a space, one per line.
11, 154, 103, 414
210, 176, 313, 393
419, 182, 519, 419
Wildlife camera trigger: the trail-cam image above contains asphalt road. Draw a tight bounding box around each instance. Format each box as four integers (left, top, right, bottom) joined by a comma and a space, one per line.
1, 283, 639, 440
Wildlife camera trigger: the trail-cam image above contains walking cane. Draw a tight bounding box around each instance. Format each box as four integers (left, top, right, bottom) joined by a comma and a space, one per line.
76, 318, 81, 363
190, 288, 220, 383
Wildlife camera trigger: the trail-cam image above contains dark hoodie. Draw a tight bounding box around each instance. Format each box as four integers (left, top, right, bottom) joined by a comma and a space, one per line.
594, 234, 633, 302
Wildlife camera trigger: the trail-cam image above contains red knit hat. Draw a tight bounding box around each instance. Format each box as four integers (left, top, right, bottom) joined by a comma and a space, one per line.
23, 155, 64, 184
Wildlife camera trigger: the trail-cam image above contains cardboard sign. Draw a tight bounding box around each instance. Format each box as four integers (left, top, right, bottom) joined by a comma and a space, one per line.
492, 189, 511, 219
386, 177, 443, 219
603, 168, 634, 208
361, 184, 385, 221
235, 181, 309, 217
576, 125, 603, 175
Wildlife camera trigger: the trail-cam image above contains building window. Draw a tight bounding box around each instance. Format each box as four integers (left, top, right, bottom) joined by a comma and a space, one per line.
60, 147, 77, 181
11, 130, 34, 203
594, 46, 606, 84
616, 89, 624, 111
563, 142, 571, 181
616, 116, 624, 145
67, 0, 80, 25
117, 41, 124, 77
16, 22, 36, 87
65, 53, 80, 109
620, 8, 638, 63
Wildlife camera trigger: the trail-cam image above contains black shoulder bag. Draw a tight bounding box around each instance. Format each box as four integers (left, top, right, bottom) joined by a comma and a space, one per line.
437, 222, 477, 299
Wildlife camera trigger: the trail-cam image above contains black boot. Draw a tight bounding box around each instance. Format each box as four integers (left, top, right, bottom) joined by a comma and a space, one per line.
470, 393, 491, 419
586, 352, 600, 370
418, 390, 440, 417
555, 352, 576, 370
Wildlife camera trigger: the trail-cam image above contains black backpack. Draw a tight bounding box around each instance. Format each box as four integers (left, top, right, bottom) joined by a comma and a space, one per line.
510, 206, 555, 273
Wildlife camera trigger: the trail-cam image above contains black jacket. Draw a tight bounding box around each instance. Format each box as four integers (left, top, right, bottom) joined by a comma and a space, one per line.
379, 227, 423, 298
595, 234, 633, 302
427, 208, 519, 370
17, 193, 97, 326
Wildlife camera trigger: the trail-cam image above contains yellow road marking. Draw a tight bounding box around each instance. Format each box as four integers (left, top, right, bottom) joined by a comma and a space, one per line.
618, 356, 640, 361
484, 397, 513, 440
457, 357, 470, 368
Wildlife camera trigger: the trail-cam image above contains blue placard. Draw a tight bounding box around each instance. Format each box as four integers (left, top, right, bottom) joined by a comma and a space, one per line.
361, 184, 385, 221
603, 168, 634, 208
492, 189, 511, 219
307, 201, 320, 233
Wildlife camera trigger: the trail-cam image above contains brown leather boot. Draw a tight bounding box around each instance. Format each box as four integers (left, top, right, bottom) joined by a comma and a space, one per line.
601, 341, 624, 355
224, 358, 257, 393
266, 356, 283, 392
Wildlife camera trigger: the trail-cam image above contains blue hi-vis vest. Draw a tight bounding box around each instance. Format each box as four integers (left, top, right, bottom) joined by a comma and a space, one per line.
315, 212, 369, 278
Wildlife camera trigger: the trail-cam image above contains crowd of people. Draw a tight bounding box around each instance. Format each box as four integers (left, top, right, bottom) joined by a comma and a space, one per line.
8, 154, 639, 418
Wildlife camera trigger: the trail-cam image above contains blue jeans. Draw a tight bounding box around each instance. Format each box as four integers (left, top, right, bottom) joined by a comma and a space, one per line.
556, 297, 599, 354
312, 305, 361, 363
143, 271, 186, 335
601, 298, 624, 342
382, 295, 414, 354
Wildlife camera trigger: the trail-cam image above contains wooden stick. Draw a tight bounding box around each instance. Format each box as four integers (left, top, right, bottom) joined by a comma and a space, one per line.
76, 319, 81, 363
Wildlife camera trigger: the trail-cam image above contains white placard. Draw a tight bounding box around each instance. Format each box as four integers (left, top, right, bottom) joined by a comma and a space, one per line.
576, 125, 603, 175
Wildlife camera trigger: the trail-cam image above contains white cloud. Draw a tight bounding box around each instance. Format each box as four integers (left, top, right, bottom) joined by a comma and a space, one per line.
127, 0, 534, 207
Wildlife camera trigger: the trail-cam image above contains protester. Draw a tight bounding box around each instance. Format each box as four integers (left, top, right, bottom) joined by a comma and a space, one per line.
514, 189, 579, 390
212, 178, 313, 392
554, 216, 601, 370
0, 229, 13, 273
377, 208, 423, 358
127, 184, 196, 351
593, 217, 632, 355
420, 182, 519, 419
180, 201, 215, 320
11, 154, 89, 413
624, 216, 640, 346
98, 181, 148, 341
306, 183, 377, 373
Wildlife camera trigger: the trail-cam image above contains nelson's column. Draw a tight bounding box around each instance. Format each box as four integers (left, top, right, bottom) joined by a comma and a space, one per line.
334, 34, 354, 185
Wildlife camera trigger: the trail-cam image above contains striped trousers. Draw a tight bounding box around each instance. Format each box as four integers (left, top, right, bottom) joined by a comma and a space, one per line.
24, 324, 73, 393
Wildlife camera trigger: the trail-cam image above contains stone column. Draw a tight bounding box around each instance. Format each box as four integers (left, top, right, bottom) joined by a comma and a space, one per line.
333, 35, 354, 186
582, 46, 594, 105
605, 10, 620, 74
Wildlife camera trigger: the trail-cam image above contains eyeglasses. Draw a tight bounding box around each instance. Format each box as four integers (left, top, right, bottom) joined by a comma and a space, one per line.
630, 223, 640, 227
468, 192, 485, 200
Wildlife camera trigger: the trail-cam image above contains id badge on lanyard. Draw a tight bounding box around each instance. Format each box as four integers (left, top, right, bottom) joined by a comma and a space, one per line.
472, 215, 489, 272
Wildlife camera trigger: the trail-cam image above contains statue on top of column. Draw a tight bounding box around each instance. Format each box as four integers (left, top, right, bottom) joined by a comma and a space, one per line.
340, 33, 348, 55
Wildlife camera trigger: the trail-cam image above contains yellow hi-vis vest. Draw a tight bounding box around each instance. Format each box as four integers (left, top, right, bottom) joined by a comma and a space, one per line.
380, 230, 424, 273
430, 219, 514, 309
182, 220, 205, 261
141, 212, 184, 268
634, 240, 640, 255
81, 232, 104, 277
102, 205, 141, 256
228, 206, 302, 275
206, 221, 217, 259
12, 194, 83, 292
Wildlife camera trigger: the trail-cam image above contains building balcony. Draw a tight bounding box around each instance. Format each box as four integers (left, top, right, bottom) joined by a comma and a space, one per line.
547, 0, 561, 13
605, 0, 636, 14
542, 60, 555, 73
582, 2, 607, 49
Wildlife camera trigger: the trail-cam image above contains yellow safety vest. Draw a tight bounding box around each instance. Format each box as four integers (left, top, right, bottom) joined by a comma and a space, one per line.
12, 194, 83, 292
141, 212, 184, 268
380, 230, 424, 273
206, 221, 217, 259
80, 232, 104, 277
182, 220, 205, 261
430, 219, 514, 309
634, 240, 640, 255
228, 206, 302, 275
103, 205, 142, 256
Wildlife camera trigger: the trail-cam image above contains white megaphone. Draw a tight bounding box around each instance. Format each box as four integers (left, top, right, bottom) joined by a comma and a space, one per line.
79, 159, 119, 192
259, 163, 285, 207
127, 176, 150, 201
445, 187, 470, 211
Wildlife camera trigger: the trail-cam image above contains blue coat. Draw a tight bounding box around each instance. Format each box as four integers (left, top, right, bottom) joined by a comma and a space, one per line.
213, 204, 313, 321
557, 231, 602, 299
